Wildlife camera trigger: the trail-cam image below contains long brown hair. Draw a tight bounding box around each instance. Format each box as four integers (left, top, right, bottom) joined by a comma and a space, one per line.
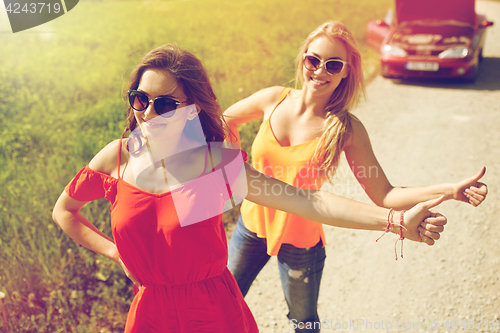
122, 44, 228, 142
295, 21, 366, 179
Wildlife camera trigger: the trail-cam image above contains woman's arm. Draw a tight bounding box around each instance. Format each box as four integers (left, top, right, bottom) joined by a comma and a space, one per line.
52, 140, 140, 286
52, 192, 140, 286
343, 118, 487, 210
243, 163, 446, 245
52, 192, 118, 261
223, 86, 285, 146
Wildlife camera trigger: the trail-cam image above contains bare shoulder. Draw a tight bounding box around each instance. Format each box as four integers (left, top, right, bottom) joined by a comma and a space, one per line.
254, 86, 287, 99
236, 86, 286, 108
345, 115, 370, 147
254, 86, 290, 106
253, 86, 292, 118
88, 139, 128, 176
223, 86, 291, 125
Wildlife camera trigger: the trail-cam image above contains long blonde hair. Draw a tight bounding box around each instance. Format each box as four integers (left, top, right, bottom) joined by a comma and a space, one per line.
295, 21, 365, 179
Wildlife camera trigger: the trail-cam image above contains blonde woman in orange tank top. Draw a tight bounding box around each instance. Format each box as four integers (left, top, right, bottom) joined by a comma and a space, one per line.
224, 21, 487, 332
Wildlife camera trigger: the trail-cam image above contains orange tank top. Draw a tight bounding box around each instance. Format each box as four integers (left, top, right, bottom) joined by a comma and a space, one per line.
240, 87, 326, 256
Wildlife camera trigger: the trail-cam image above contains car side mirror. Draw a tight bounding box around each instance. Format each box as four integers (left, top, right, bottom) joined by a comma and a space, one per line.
481, 20, 494, 27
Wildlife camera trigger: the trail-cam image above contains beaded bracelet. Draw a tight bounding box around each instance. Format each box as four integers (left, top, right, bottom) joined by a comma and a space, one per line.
376, 208, 395, 242
376, 208, 407, 260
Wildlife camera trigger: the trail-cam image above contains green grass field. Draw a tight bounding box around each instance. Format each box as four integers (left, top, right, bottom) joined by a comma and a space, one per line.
0, 0, 391, 331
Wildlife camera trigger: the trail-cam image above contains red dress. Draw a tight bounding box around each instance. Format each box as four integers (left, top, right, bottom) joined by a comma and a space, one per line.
65, 142, 258, 333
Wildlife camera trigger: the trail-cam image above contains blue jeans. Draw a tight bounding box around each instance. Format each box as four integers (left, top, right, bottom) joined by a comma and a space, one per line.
228, 216, 326, 333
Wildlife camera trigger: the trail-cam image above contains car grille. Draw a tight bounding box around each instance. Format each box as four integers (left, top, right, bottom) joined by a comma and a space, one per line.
406, 49, 442, 56
390, 64, 455, 76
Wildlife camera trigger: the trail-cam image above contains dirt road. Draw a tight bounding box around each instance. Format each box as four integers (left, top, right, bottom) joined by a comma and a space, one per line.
243, 1, 500, 332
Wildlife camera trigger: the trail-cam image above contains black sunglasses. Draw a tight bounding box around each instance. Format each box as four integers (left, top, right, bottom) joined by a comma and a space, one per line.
303, 54, 348, 75
128, 90, 188, 118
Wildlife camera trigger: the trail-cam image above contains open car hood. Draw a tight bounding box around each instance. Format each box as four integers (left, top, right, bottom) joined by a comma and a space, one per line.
390, 22, 474, 50
396, 0, 476, 26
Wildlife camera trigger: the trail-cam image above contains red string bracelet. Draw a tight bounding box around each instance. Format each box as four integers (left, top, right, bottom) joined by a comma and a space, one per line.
376, 208, 395, 242
395, 210, 406, 260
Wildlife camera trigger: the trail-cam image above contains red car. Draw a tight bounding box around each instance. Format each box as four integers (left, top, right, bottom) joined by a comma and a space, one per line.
367, 0, 494, 81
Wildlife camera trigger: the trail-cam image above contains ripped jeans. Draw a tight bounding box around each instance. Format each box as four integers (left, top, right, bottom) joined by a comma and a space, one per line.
228, 216, 326, 332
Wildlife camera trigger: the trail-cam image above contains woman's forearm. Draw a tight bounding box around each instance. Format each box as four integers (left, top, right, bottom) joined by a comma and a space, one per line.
245, 163, 391, 232
382, 168, 487, 209
308, 190, 390, 231
245, 166, 446, 246
381, 184, 454, 210
52, 209, 119, 263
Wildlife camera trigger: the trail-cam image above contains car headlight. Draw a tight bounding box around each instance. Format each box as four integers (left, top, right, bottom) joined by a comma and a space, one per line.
438, 46, 470, 59
380, 44, 408, 57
